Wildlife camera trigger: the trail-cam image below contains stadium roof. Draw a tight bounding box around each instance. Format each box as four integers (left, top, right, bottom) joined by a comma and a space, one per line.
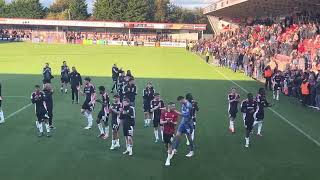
0, 18, 207, 31
203, 0, 320, 18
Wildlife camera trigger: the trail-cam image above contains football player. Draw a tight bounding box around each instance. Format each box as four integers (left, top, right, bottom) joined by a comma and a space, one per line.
80, 77, 96, 129
96, 86, 110, 139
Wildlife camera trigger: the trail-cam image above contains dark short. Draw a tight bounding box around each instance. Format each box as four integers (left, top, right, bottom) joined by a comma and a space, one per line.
144, 102, 151, 113
43, 79, 51, 84
61, 76, 69, 83
123, 123, 134, 137
36, 109, 49, 122
229, 110, 238, 118
254, 112, 264, 120
130, 101, 135, 107
82, 101, 94, 111
245, 118, 254, 131
163, 133, 174, 144
0, 100, 2, 107
112, 119, 120, 131
97, 110, 108, 122
274, 84, 281, 91
153, 116, 161, 128
112, 77, 118, 82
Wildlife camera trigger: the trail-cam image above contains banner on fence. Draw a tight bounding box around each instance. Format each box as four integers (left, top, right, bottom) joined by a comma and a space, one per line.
160, 42, 186, 48
144, 42, 155, 47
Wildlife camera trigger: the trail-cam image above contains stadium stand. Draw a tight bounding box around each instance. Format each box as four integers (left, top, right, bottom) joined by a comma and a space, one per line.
196, 0, 320, 109
0, 18, 206, 47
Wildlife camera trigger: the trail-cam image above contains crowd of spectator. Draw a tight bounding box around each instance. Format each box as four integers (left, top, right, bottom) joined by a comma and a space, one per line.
65, 31, 177, 44
0, 29, 31, 41
190, 13, 320, 110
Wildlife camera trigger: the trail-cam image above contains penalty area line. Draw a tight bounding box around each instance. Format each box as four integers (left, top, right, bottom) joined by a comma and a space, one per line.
209, 64, 320, 147
4, 103, 33, 121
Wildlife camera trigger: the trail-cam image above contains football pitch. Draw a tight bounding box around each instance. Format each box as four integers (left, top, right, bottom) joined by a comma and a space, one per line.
0, 42, 320, 180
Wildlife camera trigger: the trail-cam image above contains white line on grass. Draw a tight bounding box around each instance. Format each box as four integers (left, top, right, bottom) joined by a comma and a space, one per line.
4, 103, 33, 121
4, 96, 29, 99
210, 65, 320, 147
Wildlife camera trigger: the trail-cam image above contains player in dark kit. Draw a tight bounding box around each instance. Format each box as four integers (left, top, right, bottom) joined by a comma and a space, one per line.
96, 86, 110, 139
60, 61, 70, 94
160, 102, 179, 166
123, 78, 137, 106
31, 85, 51, 137
0, 83, 4, 124
150, 93, 165, 142
253, 88, 272, 136
117, 70, 126, 101
227, 88, 240, 133
143, 82, 155, 127
69, 67, 82, 104
111, 64, 119, 93
121, 98, 135, 156
241, 93, 258, 148
80, 77, 96, 130
110, 94, 122, 150
272, 71, 283, 101
43, 83, 55, 129
43, 63, 53, 84
185, 93, 199, 145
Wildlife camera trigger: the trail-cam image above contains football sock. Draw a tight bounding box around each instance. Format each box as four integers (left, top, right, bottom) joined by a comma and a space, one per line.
39, 122, 43, 133
187, 135, 194, 151
87, 113, 93, 127
229, 120, 234, 130
105, 126, 109, 136
191, 130, 195, 141
154, 129, 159, 140
0, 110, 4, 121
185, 134, 190, 144
35, 121, 39, 128
257, 122, 263, 134
45, 123, 50, 133
245, 137, 249, 145
83, 111, 89, 118
97, 123, 104, 134
161, 130, 164, 141
144, 119, 147, 126
116, 139, 120, 145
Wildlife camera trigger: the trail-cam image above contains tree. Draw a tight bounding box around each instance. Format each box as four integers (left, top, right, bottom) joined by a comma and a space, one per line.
93, 0, 126, 21
166, 3, 182, 23
69, 0, 88, 20
0, 0, 6, 17
146, 0, 155, 22
154, 0, 169, 22
5, 0, 45, 19
125, 0, 148, 22
49, 0, 72, 13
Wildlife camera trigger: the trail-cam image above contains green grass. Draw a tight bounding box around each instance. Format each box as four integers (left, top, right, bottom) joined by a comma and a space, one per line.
0, 43, 319, 180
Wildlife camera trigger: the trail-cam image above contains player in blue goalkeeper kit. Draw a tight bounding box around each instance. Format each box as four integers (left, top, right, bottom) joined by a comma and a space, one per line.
172, 96, 194, 158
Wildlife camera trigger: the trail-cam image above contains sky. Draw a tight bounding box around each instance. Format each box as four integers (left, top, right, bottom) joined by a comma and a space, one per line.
5, 0, 213, 12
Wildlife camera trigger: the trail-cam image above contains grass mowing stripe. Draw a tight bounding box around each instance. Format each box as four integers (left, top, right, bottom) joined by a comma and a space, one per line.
209, 63, 320, 148
4, 103, 33, 120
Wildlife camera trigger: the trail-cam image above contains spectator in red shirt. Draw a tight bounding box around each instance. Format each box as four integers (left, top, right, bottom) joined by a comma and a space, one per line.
298, 42, 306, 54
160, 102, 179, 166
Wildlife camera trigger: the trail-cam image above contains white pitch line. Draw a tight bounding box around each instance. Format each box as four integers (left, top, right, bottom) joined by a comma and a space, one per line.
210, 65, 320, 147
4, 96, 29, 99
4, 103, 33, 120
